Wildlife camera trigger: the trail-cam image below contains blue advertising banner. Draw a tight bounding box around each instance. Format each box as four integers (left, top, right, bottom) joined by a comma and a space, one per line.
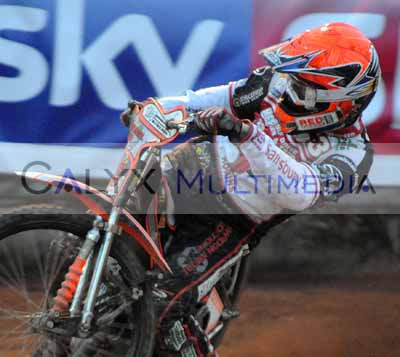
0, 0, 252, 143
0, 0, 397, 186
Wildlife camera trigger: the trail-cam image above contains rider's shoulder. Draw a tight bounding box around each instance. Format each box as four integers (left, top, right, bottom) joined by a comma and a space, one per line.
235, 66, 273, 92
231, 66, 273, 119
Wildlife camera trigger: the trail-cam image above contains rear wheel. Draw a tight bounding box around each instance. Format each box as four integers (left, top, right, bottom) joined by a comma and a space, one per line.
0, 205, 156, 357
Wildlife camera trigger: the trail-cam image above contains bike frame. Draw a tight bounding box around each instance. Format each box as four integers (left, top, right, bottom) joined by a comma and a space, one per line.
16, 98, 190, 332
16, 170, 171, 272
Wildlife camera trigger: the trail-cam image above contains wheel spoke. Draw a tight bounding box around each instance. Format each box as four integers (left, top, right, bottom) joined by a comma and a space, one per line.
0, 225, 144, 357
29, 236, 48, 296
0, 307, 32, 320
0, 230, 75, 356
0, 244, 40, 311
0, 273, 39, 310
0, 319, 36, 352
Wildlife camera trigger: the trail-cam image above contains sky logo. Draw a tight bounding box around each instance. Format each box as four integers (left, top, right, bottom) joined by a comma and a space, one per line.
0, 0, 251, 143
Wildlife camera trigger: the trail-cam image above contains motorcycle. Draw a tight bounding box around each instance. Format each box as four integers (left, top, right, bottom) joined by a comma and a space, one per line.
0, 98, 256, 356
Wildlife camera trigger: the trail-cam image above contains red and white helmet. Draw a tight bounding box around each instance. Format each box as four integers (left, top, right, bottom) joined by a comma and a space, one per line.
260, 22, 381, 134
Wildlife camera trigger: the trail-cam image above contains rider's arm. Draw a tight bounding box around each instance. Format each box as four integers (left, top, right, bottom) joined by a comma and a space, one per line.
159, 67, 272, 119
236, 123, 373, 212
158, 83, 236, 112
237, 124, 321, 211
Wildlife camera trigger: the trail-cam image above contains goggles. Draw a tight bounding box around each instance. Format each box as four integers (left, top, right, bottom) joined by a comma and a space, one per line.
286, 75, 378, 110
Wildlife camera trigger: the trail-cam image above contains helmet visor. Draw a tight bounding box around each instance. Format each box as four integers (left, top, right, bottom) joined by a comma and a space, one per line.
286, 75, 378, 109
286, 77, 317, 110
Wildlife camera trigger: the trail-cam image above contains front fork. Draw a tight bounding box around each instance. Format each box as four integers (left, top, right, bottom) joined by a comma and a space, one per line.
80, 207, 120, 331
51, 149, 156, 331
51, 206, 121, 333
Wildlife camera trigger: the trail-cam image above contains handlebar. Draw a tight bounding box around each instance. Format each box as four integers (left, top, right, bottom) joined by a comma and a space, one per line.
166, 113, 198, 135
166, 111, 236, 135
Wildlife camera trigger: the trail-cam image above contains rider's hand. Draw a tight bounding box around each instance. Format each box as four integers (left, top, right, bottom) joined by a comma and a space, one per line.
120, 99, 143, 127
195, 107, 251, 142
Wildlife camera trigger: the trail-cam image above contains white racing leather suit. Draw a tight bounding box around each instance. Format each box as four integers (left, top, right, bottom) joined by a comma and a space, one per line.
159, 66, 374, 223
155, 67, 374, 357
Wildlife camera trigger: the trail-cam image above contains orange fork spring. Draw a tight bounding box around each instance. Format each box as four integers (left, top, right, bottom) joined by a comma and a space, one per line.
52, 257, 87, 312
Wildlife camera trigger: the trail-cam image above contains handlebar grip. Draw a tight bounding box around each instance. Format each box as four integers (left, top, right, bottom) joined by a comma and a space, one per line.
127, 99, 143, 110
167, 112, 235, 135
218, 114, 235, 131
166, 115, 197, 134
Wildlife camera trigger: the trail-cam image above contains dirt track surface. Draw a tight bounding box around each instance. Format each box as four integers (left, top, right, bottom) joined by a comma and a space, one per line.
1, 273, 400, 357
220, 273, 400, 357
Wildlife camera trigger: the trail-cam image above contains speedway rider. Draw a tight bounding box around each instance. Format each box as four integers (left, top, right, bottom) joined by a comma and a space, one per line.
122, 22, 380, 357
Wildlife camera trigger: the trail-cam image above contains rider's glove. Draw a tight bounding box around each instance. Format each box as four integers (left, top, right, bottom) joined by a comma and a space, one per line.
194, 107, 251, 142
120, 99, 143, 127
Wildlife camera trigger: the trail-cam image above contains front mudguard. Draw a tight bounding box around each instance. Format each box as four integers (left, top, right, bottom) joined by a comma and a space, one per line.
15, 171, 172, 273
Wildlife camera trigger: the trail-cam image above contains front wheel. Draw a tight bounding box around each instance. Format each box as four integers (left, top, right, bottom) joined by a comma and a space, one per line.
0, 205, 156, 357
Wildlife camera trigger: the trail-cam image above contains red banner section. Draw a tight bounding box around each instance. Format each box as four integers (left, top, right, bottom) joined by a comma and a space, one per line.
252, 0, 400, 149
